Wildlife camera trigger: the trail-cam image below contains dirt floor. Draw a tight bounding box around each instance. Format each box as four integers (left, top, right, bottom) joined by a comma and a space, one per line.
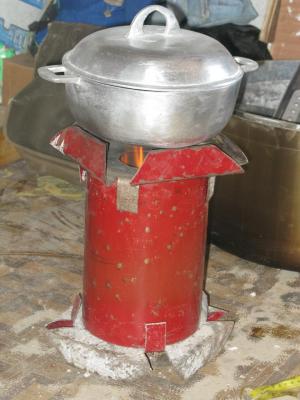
0, 161, 299, 400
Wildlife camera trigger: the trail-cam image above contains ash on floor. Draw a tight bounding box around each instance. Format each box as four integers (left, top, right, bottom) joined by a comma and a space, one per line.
0, 161, 299, 400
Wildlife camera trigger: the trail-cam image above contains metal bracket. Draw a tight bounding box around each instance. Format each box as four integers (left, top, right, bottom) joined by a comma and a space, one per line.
116, 177, 139, 213
145, 322, 167, 352
207, 176, 216, 202
79, 166, 87, 183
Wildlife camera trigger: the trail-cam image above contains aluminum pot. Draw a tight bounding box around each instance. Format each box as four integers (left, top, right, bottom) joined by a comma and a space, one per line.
38, 5, 258, 148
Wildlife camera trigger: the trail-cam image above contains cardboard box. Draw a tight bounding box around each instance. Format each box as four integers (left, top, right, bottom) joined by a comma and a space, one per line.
0, 105, 21, 165
0, 0, 45, 52
270, 0, 300, 59
2, 53, 34, 106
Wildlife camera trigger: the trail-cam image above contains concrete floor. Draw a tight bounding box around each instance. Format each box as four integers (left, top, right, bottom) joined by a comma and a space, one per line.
0, 161, 299, 400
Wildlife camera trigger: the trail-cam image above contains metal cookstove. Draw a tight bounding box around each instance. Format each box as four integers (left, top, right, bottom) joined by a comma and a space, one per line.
47, 125, 246, 379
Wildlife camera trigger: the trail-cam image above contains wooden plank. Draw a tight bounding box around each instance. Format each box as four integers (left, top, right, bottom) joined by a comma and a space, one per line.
270, 0, 300, 59
259, 0, 281, 43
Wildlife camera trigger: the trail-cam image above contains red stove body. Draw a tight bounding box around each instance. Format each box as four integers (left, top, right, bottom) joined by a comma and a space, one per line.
51, 126, 244, 351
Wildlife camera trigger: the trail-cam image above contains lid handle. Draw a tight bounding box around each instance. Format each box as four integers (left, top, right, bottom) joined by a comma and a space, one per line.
128, 5, 180, 38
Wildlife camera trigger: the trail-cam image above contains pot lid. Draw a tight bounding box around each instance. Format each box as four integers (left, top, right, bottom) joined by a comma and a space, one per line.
63, 5, 252, 90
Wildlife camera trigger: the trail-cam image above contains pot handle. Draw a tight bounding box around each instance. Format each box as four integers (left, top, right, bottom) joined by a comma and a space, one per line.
234, 57, 258, 73
38, 65, 80, 84
128, 5, 180, 38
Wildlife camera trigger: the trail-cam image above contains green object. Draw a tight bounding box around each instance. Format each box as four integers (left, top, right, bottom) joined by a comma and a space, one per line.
0, 43, 15, 82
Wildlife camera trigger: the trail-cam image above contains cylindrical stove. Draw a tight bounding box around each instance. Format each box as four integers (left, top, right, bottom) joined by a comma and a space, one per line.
50, 125, 246, 352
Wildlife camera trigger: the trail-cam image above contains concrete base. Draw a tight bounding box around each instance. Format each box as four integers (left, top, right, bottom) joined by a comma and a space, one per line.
48, 302, 234, 381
